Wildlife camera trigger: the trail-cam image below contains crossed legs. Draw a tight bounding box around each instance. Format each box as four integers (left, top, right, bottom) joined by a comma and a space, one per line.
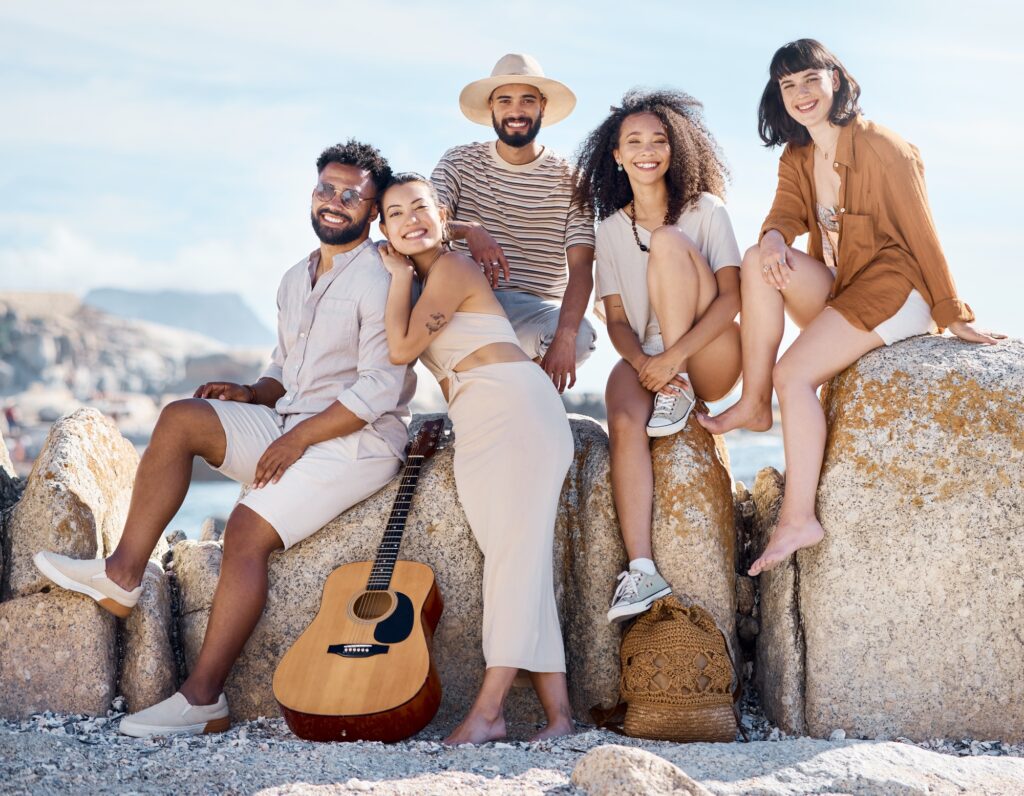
607, 228, 741, 562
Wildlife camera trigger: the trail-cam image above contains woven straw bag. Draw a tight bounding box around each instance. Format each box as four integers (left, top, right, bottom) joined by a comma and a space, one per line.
618, 595, 738, 742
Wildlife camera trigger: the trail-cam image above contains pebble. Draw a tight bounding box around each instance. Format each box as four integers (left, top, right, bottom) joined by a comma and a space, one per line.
830, 729, 846, 741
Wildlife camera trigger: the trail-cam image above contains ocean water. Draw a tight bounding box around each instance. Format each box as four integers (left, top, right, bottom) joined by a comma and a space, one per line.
168, 427, 784, 540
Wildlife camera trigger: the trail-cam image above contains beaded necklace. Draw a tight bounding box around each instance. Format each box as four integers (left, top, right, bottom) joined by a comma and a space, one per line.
628, 200, 672, 253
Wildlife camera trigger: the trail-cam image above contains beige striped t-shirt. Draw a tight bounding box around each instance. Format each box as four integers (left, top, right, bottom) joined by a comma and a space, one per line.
430, 141, 596, 301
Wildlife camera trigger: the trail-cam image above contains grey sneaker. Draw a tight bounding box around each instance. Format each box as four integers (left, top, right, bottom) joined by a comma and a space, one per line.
607, 569, 672, 623
119, 692, 230, 737
33, 551, 142, 618
647, 380, 696, 438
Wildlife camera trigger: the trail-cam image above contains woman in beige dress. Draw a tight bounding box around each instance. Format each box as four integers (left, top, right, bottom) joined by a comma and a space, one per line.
377, 172, 574, 744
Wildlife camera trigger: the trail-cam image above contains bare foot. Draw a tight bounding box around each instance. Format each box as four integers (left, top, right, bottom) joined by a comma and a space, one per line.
697, 398, 773, 435
749, 518, 825, 576
443, 711, 507, 745
528, 718, 574, 742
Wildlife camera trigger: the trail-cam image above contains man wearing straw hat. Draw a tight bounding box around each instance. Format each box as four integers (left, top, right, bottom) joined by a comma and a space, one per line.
431, 53, 596, 393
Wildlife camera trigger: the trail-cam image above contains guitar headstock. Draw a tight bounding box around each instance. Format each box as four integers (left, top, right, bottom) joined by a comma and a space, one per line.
408, 418, 446, 460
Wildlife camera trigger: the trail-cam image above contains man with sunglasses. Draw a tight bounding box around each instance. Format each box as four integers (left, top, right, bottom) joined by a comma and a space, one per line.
32, 140, 416, 737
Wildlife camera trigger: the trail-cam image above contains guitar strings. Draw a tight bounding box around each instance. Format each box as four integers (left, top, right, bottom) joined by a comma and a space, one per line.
359, 457, 421, 644
351, 421, 440, 646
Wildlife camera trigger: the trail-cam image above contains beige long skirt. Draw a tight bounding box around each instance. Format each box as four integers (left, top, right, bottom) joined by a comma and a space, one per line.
447, 361, 573, 672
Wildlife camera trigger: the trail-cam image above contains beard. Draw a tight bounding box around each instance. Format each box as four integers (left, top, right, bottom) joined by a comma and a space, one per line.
491, 111, 543, 147
310, 207, 371, 246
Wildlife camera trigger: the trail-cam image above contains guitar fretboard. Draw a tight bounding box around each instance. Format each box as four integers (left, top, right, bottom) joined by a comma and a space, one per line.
366, 455, 423, 591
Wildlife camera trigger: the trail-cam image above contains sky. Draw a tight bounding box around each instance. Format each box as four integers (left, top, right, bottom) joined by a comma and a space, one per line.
2, 1, 1021, 396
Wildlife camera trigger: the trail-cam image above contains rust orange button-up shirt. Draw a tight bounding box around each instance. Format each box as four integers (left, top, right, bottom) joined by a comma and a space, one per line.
760, 115, 974, 331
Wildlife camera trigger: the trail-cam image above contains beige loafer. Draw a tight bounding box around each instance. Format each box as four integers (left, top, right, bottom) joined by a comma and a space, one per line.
32, 551, 142, 618
119, 692, 230, 737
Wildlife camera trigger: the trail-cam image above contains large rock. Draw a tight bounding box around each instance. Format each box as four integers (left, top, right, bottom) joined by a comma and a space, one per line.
169, 540, 222, 695
119, 562, 178, 714
0, 591, 116, 718
172, 416, 738, 727
572, 744, 713, 796
0, 426, 18, 589
758, 336, 1024, 742
651, 412, 737, 654
4, 409, 138, 598
173, 419, 619, 725
752, 467, 805, 735
0, 424, 14, 479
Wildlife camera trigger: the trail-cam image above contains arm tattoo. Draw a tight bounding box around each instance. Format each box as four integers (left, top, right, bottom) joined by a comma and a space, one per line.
426, 312, 448, 334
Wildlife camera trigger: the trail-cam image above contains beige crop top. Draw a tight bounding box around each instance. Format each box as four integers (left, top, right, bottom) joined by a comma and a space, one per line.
419, 311, 521, 382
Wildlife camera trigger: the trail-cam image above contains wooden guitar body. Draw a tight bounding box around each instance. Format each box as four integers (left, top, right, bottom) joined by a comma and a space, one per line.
273, 559, 443, 742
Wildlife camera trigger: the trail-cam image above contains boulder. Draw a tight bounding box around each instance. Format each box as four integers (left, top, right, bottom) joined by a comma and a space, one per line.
169, 540, 222, 690
171, 416, 738, 728
4, 409, 138, 598
0, 590, 116, 718
571, 744, 713, 796
650, 416, 737, 655
0, 424, 14, 479
752, 467, 805, 735
0, 426, 19, 589
757, 336, 1024, 742
173, 418, 625, 726
119, 562, 178, 713
198, 516, 225, 543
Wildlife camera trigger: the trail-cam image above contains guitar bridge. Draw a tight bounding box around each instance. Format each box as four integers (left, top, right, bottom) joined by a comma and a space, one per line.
327, 643, 390, 658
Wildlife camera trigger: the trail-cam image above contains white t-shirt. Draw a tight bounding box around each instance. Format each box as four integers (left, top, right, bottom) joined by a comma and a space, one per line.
594, 192, 741, 341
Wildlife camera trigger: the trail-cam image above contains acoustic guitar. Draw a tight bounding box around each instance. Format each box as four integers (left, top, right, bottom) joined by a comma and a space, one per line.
273, 419, 446, 742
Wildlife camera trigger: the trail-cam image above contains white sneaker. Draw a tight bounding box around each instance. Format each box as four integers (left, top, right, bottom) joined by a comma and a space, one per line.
607, 569, 672, 623
119, 692, 230, 737
33, 551, 142, 618
646, 381, 696, 438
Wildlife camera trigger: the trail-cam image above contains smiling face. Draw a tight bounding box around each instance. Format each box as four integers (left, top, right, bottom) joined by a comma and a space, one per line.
379, 180, 446, 257
613, 112, 671, 186
489, 83, 546, 147
310, 162, 377, 246
778, 68, 840, 128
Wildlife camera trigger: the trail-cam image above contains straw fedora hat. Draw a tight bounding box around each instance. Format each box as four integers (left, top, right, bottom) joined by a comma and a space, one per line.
458, 53, 576, 127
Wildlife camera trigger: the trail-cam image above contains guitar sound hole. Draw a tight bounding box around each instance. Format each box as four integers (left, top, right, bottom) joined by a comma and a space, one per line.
352, 591, 395, 621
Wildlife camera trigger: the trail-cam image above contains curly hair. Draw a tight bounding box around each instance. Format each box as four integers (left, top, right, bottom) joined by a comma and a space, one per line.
572, 88, 729, 223
316, 139, 393, 194
758, 39, 862, 148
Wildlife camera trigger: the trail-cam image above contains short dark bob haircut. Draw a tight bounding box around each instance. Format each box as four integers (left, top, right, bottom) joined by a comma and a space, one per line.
758, 39, 862, 148
572, 88, 729, 224
316, 139, 393, 195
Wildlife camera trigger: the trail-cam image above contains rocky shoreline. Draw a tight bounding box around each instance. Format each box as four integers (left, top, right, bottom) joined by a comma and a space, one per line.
3, 707, 1022, 795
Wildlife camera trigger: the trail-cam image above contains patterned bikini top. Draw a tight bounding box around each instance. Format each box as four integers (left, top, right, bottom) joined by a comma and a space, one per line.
816, 202, 840, 270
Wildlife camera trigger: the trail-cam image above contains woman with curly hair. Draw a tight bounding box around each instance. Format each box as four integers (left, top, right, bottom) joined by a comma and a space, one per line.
573, 88, 742, 623
699, 39, 1002, 576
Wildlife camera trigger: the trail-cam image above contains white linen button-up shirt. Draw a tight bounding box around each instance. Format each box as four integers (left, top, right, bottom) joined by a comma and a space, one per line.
260, 240, 415, 458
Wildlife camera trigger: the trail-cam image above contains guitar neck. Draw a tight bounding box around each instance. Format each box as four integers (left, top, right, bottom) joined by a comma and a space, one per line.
367, 455, 423, 591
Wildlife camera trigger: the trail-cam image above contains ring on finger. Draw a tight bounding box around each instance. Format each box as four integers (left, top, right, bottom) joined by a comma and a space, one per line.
762, 265, 771, 272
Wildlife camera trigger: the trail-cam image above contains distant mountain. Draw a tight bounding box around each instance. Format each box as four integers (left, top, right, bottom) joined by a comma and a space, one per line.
84, 288, 274, 348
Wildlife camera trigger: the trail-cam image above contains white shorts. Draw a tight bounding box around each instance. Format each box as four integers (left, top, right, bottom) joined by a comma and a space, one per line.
872, 289, 938, 346
205, 400, 401, 549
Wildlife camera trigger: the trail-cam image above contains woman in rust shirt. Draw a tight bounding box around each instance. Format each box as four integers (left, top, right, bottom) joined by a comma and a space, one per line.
699, 38, 1002, 576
